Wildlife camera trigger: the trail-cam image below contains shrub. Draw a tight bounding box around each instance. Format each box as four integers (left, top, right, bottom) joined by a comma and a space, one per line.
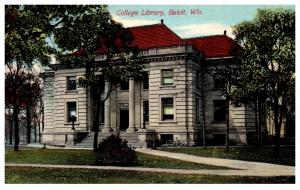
95, 134, 137, 166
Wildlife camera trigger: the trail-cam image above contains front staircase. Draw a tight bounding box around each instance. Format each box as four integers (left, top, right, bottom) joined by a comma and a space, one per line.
74, 131, 141, 149
74, 132, 95, 148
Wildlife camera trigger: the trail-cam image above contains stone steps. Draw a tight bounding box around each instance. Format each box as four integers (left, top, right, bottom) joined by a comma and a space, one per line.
75, 132, 95, 148
74, 131, 141, 148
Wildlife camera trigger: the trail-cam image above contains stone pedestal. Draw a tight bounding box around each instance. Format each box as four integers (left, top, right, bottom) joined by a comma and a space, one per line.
138, 129, 157, 148
126, 127, 138, 133
65, 133, 76, 148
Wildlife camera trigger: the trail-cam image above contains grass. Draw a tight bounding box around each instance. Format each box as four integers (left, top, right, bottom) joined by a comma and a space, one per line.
5, 166, 295, 184
137, 152, 229, 170
5, 148, 229, 170
159, 146, 295, 166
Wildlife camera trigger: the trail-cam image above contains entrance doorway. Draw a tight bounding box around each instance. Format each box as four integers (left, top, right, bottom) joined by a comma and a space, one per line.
119, 109, 129, 131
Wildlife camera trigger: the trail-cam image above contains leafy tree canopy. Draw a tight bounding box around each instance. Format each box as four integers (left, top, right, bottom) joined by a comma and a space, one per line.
232, 8, 295, 106
231, 8, 295, 153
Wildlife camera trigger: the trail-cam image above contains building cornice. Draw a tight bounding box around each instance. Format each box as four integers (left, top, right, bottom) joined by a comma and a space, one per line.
205, 57, 237, 66
42, 70, 55, 78
49, 52, 203, 71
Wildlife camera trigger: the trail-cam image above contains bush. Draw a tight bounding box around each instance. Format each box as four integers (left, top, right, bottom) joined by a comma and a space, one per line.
95, 134, 137, 166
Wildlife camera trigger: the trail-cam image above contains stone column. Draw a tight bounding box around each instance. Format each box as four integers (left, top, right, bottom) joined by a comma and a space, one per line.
102, 81, 112, 132
128, 78, 136, 132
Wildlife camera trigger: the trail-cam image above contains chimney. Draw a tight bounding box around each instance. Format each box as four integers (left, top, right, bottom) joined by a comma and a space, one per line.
224, 30, 227, 35
161, 19, 164, 24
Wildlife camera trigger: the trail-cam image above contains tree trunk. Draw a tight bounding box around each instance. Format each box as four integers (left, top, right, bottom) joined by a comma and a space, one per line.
26, 106, 31, 144
10, 118, 13, 145
274, 98, 280, 157
38, 104, 42, 143
38, 119, 41, 143
254, 100, 259, 146
258, 101, 262, 145
13, 105, 19, 151
200, 65, 207, 149
93, 97, 101, 153
34, 121, 37, 143
42, 101, 44, 132
201, 100, 207, 149
226, 97, 230, 152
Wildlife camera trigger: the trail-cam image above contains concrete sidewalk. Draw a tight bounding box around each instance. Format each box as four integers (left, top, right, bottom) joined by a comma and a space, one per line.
5, 145, 295, 176
5, 163, 294, 177
136, 148, 295, 176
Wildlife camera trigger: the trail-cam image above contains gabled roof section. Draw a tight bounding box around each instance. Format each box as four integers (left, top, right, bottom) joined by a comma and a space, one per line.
128, 23, 184, 50
185, 35, 241, 58
95, 22, 240, 58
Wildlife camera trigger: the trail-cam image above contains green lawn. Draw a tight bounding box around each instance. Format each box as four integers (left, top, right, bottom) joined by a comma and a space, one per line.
5, 166, 295, 184
159, 146, 295, 166
5, 148, 229, 170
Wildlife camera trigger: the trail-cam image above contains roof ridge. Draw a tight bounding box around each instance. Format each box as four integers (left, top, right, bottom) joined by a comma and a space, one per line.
184, 34, 227, 40
128, 23, 183, 41
127, 23, 163, 29
185, 35, 238, 44
164, 24, 183, 41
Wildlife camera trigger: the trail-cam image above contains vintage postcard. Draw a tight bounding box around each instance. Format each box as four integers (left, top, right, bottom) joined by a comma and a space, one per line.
4, 2, 295, 185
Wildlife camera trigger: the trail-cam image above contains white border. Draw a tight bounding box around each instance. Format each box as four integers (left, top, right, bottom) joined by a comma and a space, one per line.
1, 1, 298, 190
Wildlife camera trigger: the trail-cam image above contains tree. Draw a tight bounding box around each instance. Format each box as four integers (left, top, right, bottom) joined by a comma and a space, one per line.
215, 66, 235, 152
5, 67, 42, 149
232, 8, 295, 156
6, 5, 143, 151
5, 5, 57, 150
53, 5, 143, 152
23, 74, 42, 143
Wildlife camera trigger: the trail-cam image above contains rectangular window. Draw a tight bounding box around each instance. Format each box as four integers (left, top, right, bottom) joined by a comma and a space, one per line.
196, 98, 200, 121
95, 75, 105, 92
214, 100, 226, 122
162, 69, 173, 85
162, 97, 174, 120
120, 80, 129, 90
142, 72, 149, 89
67, 102, 77, 122
214, 74, 226, 89
143, 101, 149, 122
67, 76, 77, 91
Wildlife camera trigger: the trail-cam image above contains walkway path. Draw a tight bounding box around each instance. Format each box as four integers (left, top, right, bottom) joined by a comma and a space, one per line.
5, 145, 295, 176
5, 163, 294, 177
136, 148, 295, 176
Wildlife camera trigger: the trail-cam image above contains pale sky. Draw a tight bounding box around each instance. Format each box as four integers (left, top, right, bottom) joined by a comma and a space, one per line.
108, 5, 295, 39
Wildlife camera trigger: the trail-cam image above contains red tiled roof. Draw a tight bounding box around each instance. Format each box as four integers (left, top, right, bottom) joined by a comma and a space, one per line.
185, 35, 241, 58
95, 23, 240, 58
128, 24, 184, 50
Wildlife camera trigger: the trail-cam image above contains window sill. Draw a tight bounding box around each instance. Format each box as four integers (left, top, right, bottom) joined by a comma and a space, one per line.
211, 121, 226, 124
158, 120, 177, 124
64, 122, 80, 126
65, 90, 78, 94
160, 85, 176, 88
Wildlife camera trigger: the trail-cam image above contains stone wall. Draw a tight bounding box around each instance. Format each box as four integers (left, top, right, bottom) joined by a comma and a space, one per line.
42, 46, 259, 146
